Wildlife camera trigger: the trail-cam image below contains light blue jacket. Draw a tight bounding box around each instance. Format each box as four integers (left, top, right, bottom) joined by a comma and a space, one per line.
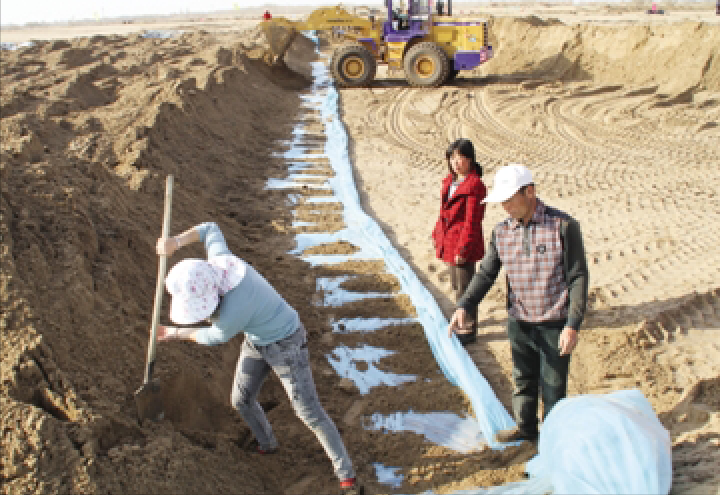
192, 222, 299, 346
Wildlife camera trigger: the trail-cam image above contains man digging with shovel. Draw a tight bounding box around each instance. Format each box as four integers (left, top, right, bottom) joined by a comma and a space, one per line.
155, 221, 365, 495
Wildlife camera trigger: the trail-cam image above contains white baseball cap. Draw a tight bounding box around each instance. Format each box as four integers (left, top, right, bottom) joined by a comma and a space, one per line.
483, 164, 533, 203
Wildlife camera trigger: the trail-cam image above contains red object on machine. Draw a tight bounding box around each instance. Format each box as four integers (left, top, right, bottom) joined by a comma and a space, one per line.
263, 10, 272, 20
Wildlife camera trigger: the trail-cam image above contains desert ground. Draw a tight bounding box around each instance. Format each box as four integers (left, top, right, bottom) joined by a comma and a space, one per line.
1, 3, 719, 495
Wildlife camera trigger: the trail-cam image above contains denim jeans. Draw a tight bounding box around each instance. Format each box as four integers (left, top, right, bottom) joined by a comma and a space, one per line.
230, 323, 355, 480
449, 261, 477, 333
506, 317, 570, 435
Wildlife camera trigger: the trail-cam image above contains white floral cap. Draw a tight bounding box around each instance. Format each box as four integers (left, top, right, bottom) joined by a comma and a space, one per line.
207, 254, 247, 295
165, 256, 247, 325
166, 259, 220, 325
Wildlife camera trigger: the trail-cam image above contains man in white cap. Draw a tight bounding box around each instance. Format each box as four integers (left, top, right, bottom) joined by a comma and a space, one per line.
448, 164, 588, 444
155, 222, 364, 495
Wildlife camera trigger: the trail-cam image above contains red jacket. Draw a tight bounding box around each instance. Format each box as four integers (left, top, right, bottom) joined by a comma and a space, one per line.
432, 171, 487, 264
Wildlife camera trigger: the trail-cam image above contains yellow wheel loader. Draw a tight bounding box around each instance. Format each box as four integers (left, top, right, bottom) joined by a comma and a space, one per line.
261, 0, 493, 88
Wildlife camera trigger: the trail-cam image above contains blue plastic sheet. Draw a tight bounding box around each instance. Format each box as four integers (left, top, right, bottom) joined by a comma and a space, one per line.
526, 389, 672, 494
326, 344, 418, 394
416, 391, 671, 495
366, 411, 487, 453
141, 30, 182, 39
1, 41, 34, 51
315, 48, 516, 451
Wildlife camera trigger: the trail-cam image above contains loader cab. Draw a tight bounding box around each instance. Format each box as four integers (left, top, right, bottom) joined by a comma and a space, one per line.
391, 0, 453, 17
383, 0, 437, 39
408, 0, 433, 29
392, 7, 409, 30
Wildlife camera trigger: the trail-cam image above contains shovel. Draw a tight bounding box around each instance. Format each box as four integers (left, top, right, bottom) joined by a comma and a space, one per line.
135, 174, 173, 423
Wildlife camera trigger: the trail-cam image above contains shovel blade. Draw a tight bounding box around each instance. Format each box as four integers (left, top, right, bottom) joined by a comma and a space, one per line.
134, 380, 164, 423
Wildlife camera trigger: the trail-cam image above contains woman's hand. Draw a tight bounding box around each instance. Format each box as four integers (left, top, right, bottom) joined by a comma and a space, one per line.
156, 227, 199, 256
156, 237, 178, 257
157, 325, 196, 342
157, 325, 175, 341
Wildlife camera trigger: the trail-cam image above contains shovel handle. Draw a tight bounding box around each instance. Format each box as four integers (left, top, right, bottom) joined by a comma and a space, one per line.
143, 175, 173, 384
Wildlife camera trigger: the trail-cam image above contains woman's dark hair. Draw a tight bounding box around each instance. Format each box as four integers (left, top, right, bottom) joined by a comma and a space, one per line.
445, 138, 483, 180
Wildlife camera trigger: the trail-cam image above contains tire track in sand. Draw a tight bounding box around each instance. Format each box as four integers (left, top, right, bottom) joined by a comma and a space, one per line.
342, 80, 720, 330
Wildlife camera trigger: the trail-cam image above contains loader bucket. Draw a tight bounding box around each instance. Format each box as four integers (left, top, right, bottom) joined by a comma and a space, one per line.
260, 22, 299, 65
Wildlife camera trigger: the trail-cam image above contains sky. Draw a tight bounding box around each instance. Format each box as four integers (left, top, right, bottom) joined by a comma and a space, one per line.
0, 0, 374, 26
1, 0, 708, 26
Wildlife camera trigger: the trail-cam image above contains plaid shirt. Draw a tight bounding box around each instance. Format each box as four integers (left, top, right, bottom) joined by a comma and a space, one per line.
458, 199, 589, 329
496, 200, 568, 321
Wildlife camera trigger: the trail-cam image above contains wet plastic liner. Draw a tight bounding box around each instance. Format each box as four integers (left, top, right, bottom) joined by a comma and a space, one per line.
1, 41, 34, 51
141, 30, 183, 39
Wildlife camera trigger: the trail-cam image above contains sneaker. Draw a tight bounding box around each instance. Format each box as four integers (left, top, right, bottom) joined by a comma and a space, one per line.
240, 438, 277, 455
494, 427, 538, 444
256, 445, 278, 455
340, 478, 365, 495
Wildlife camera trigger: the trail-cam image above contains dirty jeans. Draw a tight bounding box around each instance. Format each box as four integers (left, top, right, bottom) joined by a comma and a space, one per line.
507, 317, 571, 435
231, 323, 355, 481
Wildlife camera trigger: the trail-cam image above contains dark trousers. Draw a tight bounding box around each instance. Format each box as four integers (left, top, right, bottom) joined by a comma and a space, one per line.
449, 261, 477, 333
507, 317, 570, 434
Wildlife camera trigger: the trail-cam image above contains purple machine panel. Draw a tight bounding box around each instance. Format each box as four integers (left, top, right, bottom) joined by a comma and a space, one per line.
357, 38, 378, 51
454, 48, 493, 70
383, 19, 427, 42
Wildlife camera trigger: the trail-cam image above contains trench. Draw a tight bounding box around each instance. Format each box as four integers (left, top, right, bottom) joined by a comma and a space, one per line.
266, 33, 520, 493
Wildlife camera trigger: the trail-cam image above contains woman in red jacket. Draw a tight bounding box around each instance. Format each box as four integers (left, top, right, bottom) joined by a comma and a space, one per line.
432, 138, 487, 345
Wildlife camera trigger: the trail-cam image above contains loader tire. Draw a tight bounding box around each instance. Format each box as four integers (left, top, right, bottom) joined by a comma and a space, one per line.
330, 44, 377, 87
403, 42, 450, 87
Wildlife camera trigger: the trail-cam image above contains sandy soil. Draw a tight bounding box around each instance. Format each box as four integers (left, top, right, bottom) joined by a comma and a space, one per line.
1, 4, 719, 495
338, 10, 720, 495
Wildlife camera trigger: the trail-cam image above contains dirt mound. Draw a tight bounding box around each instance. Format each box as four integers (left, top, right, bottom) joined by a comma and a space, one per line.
0, 26, 322, 495
4, 12, 720, 495
483, 17, 720, 94
2, 25, 472, 495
